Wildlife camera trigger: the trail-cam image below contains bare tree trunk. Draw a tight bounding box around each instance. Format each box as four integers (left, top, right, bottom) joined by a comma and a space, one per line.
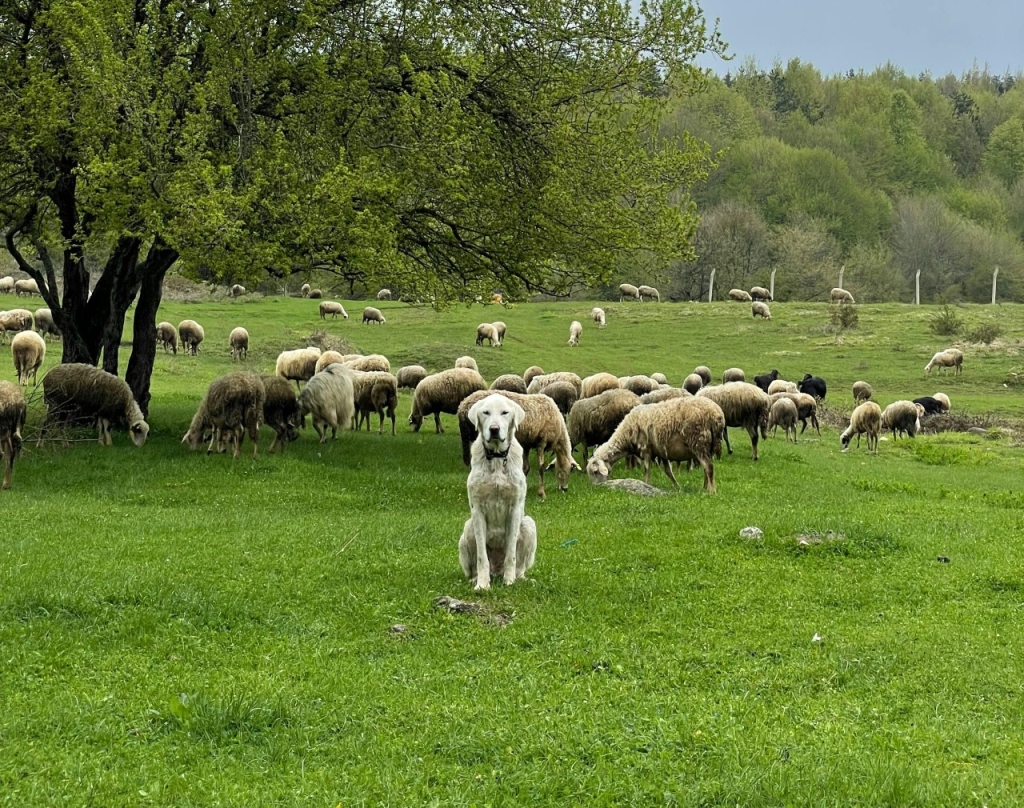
126, 241, 178, 416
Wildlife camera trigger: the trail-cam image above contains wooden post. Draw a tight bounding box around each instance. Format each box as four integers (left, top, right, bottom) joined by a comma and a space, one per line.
992, 266, 1000, 304
708, 268, 716, 303
838, 264, 844, 289
770, 268, 777, 300
915, 269, 921, 305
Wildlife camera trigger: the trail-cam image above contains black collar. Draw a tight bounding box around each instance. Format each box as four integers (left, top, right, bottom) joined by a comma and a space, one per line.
483, 445, 510, 460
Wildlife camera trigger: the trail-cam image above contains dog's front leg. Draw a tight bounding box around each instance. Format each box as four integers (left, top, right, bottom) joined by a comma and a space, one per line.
470, 508, 491, 590
502, 509, 523, 586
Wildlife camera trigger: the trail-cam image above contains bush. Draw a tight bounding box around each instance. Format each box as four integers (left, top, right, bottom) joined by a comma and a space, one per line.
928, 304, 964, 336
967, 322, 1003, 344
829, 303, 859, 332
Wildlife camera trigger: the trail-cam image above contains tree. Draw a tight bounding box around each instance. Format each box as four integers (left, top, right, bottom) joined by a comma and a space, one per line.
983, 118, 1024, 188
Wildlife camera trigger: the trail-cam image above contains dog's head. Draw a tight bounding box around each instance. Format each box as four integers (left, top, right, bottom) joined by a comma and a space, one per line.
468, 394, 525, 455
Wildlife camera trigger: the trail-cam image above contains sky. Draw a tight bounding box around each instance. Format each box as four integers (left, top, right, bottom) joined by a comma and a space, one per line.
697, 0, 1024, 78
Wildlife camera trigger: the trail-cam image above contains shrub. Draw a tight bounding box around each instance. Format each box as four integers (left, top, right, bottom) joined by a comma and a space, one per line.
928, 304, 964, 336
829, 303, 859, 332
967, 322, 1003, 344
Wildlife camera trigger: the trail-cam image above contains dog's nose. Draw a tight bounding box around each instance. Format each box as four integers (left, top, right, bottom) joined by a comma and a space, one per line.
488, 424, 501, 437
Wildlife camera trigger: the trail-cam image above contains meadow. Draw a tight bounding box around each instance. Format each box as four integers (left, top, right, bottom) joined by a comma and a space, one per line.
2, 294, 1024, 806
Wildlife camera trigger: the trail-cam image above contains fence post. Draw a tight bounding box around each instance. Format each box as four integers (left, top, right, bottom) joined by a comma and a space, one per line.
992, 266, 1000, 304
838, 265, 844, 289
770, 268, 777, 300
708, 269, 716, 303
915, 270, 921, 305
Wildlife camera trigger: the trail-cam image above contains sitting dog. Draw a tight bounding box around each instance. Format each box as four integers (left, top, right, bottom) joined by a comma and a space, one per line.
458, 394, 537, 590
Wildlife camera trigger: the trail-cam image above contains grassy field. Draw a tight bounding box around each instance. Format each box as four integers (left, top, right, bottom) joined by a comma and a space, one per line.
3, 296, 1024, 806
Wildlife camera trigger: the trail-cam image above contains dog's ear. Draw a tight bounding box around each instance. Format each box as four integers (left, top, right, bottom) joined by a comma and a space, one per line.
508, 399, 526, 430
468, 397, 489, 432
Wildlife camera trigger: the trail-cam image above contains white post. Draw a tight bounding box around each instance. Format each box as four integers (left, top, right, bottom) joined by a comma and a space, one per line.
708, 268, 716, 303
838, 265, 844, 289
915, 269, 921, 305
770, 268, 777, 300
992, 266, 1000, 304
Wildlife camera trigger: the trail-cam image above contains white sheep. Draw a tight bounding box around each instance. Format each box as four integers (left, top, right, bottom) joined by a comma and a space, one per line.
752, 301, 772, 320
300, 283, 311, 297
14, 278, 39, 297
156, 322, 178, 354
728, 289, 752, 302
377, 288, 392, 300
693, 366, 712, 386
767, 379, 797, 395
319, 301, 349, 320
841, 401, 882, 453
770, 391, 820, 435
178, 320, 205, 355
830, 287, 855, 304
229, 327, 249, 361
362, 306, 386, 324
696, 382, 771, 460
933, 392, 951, 412
567, 388, 640, 465
455, 356, 479, 372
881, 400, 921, 440
682, 373, 704, 395
538, 380, 578, 417
0, 380, 26, 488
650, 372, 668, 385
11, 331, 45, 386
852, 381, 873, 403
230, 284, 246, 297
619, 283, 641, 302
768, 397, 798, 442
750, 286, 772, 302
568, 320, 582, 347
591, 307, 606, 328
351, 370, 399, 434
40, 363, 150, 447
618, 374, 661, 396
275, 347, 322, 389
298, 362, 356, 443
308, 289, 323, 299
523, 366, 545, 386
0, 277, 14, 294
409, 367, 488, 433
344, 354, 391, 373
526, 372, 583, 397
491, 374, 528, 394
183, 371, 265, 458
34, 308, 60, 340
0, 309, 34, 343
925, 349, 963, 375
581, 372, 620, 399
492, 321, 507, 342
315, 350, 346, 374
638, 285, 660, 302
396, 365, 428, 390
722, 368, 745, 383
476, 323, 501, 347
639, 387, 691, 405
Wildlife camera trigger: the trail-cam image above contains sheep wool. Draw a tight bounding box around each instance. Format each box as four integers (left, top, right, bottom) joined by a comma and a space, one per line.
618, 283, 640, 302
298, 363, 356, 443
260, 374, 302, 453
841, 401, 882, 453
229, 327, 249, 361
276, 347, 322, 389
0, 380, 27, 489
581, 372, 620, 399
852, 381, 873, 403
696, 382, 771, 461
183, 371, 266, 459
567, 388, 641, 465
768, 397, 798, 443
41, 363, 149, 447
409, 367, 488, 433
491, 374, 529, 394
527, 372, 583, 397
178, 320, 205, 355
156, 322, 178, 354
396, 365, 428, 390
568, 320, 582, 347
880, 400, 921, 440
11, 330, 45, 386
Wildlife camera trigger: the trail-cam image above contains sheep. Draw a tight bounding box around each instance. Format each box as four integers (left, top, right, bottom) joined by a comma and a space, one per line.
230, 284, 246, 297
693, 366, 712, 386
491, 374, 528, 394
319, 301, 349, 320
750, 286, 773, 302
40, 363, 150, 447
638, 285, 660, 302
0, 381, 26, 488
618, 375, 661, 396
696, 382, 771, 460
275, 347, 322, 389
567, 388, 641, 465
586, 397, 725, 492
619, 283, 641, 302
639, 387, 691, 405
352, 370, 399, 434
409, 367, 488, 433
841, 401, 882, 453
362, 306, 386, 325
14, 278, 39, 297
12, 331, 45, 386
682, 373, 704, 395
925, 349, 963, 375
768, 397, 798, 442
377, 288, 392, 301
492, 321, 507, 341
722, 368, 745, 383
259, 374, 302, 453
913, 396, 945, 416
458, 389, 573, 499
526, 372, 583, 397
880, 400, 921, 440
156, 322, 178, 354
308, 289, 323, 299
300, 283, 311, 297
753, 369, 779, 393
767, 379, 797, 395
769, 391, 820, 434
229, 327, 249, 361
591, 307, 606, 328
568, 320, 582, 347
0, 309, 34, 343
178, 320, 205, 355
523, 366, 545, 386
728, 289, 752, 302
0, 277, 13, 294
182, 372, 265, 458
539, 380, 578, 417
476, 323, 501, 347
344, 354, 391, 373
297, 362, 356, 443
797, 374, 827, 400
315, 350, 346, 374
933, 392, 951, 412
34, 308, 60, 340
396, 365, 428, 390
581, 372, 620, 399
830, 287, 855, 304
852, 381, 873, 403
650, 372, 668, 385
752, 301, 772, 320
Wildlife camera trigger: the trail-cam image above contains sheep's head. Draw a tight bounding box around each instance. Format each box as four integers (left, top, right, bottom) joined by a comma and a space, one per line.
130, 420, 150, 447
840, 429, 852, 452
181, 427, 204, 450
586, 456, 610, 484
408, 411, 423, 431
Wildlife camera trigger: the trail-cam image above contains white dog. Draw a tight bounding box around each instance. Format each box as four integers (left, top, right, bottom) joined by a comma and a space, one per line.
458, 394, 537, 590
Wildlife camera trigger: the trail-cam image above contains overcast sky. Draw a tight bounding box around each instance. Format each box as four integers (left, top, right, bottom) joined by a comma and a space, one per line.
698, 0, 1024, 78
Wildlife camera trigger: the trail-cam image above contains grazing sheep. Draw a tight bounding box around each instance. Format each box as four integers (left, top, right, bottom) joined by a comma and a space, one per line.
852, 381, 873, 403
259, 374, 301, 453
797, 374, 827, 400
752, 301, 772, 320
750, 286, 773, 302
767, 379, 797, 395
12, 331, 45, 386
523, 366, 545, 386
319, 301, 349, 320
0, 277, 13, 294
308, 289, 323, 299
768, 397, 798, 442
753, 369, 779, 393
0, 309, 34, 342
178, 320, 205, 355
618, 375, 661, 396
396, 365, 428, 390
344, 354, 391, 373
275, 347, 322, 389
526, 372, 583, 397
881, 400, 921, 440
298, 362, 356, 443
696, 382, 771, 460
491, 374, 528, 394
352, 370, 399, 434
40, 363, 150, 447
458, 389, 573, 499
156, 322, 178, 354
619, 283, 641, 302
230, 284, 246, 297
913, 396, 945, 416
830, 287, 855, 304
455, 356, 479, 372
377, 288, 392, 301
300, 283, 311, 297
591, 307, 606, 328
581, 372, 620, 399
925, 349, 963, 375
315, 350, 346, 374
770, 391, 820, 435
682, 373, 704, 395
14, 278, 39, 297
722, 367, 745, 383
728, 289, 752, 302
183, 372, 265, 459
586, 397, 725, 492
638, 285, 660, 302
567, 388, 641, 465
0, 381, 26, 489
933, 392, 951, 412
362, 306, 386, 325
492, 321, 507, 341
476, 323, 501, 347
841, 401, 882, 453
639, 387, 692, 405
568, 320, 582, 347
693, 366, 712, 386
34, 308, 60, 340
229, 327, 249, 361
650, 372, 668, 385
409, 367, 488, 433
539, 380, 578, 417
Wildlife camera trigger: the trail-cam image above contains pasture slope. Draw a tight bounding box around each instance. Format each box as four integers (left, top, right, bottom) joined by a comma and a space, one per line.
2, 297, 1024, 806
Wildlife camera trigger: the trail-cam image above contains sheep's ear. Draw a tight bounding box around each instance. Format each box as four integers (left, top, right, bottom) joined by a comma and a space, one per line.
509, 399, 526, 429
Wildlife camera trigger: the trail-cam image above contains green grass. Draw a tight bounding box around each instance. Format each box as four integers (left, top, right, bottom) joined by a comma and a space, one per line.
3, 298, 1024, 805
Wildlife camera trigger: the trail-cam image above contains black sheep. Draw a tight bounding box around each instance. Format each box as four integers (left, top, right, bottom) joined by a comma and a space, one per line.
753, 369, 780, 393
798, 374, 827, 401
913, 396, 944, 416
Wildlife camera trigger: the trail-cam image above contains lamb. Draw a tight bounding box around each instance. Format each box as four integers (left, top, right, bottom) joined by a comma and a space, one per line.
650, 373, 668, 385
767, 379, 797, 395
409, 367, 488, 433
526, 372, 582, 397
344, 354, 390, 373
476, 323, 501, 347
229, 327, 249, 361
830, 287, 855, 304
841, 401, 882, 453
491, 374, 528, 394
259, 374, 302, 452
618, 375, 661, 396
722, 368, 745, 383
377, 288, 392, 300
12, 331, 45, 385
682, 373, 704, 395
178, 320, 205, 355
315, 350, 346, 374
300, 283, 311, 297
275, 347, 322, 389
539, 380, 579, 417
492, 321, 507, 341
297, 362, 356, 443
768, 397, 798, 442
880, 400, 921, 440
639, 387, 691, 405
40, 363, 150, 447
728, 289, 752, 302
693, 366, 712, 386
752, 301, 772, 320
852, 381, 873, 403
458, 389, 573, 499
523, 366, 545, 387
797, 374, 827, 400
567, 388, 640, 465
933, 392, 951, 412
0, 277, 13, 294
753, 369, 779, 392
351, 370, 399, 434
362, 306, 386, 325
581, 372, 620, 399
750, 286, 773, 302
319, 301, 349, 320
308, 289, 323, 299
638, 285, 660, 302
0, 381, 26, 489
913, 396, 945, 416
14, 278, 39, 297
182, 372, 265, 458
156, 322, 178, 354
925, 349, 963, 375
696, 382, 771, 460
34, 308, 60, 340
0, 309, 34, 343
591, 307, 607, 328
568, 320, 582, 347
455, 356, 479, 372
770, 391, 820, 434
586, 397, 725, 492
619, 283, 641, 302
396, 365, 428, 390
230, 284, 246, 297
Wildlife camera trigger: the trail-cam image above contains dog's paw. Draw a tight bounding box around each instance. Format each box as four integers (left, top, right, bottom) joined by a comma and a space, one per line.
474, 581, 491, 591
